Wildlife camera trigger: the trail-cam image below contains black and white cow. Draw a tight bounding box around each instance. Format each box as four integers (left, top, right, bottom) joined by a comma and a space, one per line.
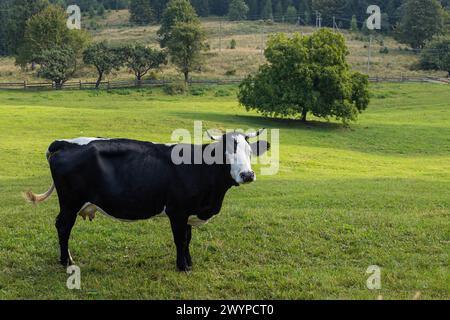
24, 130, 269, 271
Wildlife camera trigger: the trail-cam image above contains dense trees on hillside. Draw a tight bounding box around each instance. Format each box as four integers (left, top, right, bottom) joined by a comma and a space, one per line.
420, 36, 450, 76
228, 0, 249, 21
0, 0, 49, 56
130, 0, 154, 24
395, 0, 447, 49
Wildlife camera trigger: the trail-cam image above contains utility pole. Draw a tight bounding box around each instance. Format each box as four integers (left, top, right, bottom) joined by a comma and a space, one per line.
315, 11, 322, 28
219, 19, 222, 53
332, 16, 339, 31
367, 35, 373, 74
260, 25, 264, 56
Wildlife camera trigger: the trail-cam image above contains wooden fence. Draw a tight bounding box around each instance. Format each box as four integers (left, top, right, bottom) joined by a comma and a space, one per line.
0, 78, 244, 91
0, 76, 447, 91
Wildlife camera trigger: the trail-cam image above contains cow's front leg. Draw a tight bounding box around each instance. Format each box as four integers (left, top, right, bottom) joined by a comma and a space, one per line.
185, 224, 192, 268
169, 215, 190, 272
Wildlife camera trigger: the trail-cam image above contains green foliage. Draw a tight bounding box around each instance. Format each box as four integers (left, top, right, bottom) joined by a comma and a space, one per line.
160, 2, 207, 83
379, 46, 389, 54
15, 5, 91, 67
123, 44, 168, 81
191, 0, 210, 17
189, 86, 207, 96
34, 46, 77, 87
214, 88, 231, 96
157, 0, 199, 48
230, 39, 237, 49
261, 0, 273, 20
238, 29, 370, 123
225, 69, 236, 76
395, 0, 446, 49
420, 35, 450, 74
97, 3, 106, 16
163, 82, 187, 95
285, 5, 297, 24
228, 0, 249, 21
0, 0, 50, 56
350, 15, 358, 32
312, 0, 347, 26
129, 0, 154, 25
83, 42, 124, 88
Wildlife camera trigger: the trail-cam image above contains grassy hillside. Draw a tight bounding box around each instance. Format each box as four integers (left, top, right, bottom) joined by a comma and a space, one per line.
0, 10, 446, 83
0, 83, 448, 299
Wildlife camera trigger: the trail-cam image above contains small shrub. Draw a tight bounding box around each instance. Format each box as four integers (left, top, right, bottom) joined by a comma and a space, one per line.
108, 89, 132, 95
145, 71, 160, 80
190, 86, 206, 96
163, 82, 186, 95
230, 39, 237, 49
214, 88, 231, 97
225, 69, 237, 76
379, 47, 389, 54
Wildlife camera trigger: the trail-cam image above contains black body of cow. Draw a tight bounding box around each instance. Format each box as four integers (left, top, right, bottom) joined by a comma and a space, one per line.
48, 138, 239, 271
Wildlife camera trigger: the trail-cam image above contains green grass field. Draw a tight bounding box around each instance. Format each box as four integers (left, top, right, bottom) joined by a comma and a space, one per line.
0, 83, 449, 299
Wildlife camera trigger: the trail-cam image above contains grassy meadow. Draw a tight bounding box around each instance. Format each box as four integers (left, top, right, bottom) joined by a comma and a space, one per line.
0, 83, 449, 299
0, 10, 447, 83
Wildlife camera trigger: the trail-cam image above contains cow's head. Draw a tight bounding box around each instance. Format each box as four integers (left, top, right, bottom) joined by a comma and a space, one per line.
207, 129, 270, 185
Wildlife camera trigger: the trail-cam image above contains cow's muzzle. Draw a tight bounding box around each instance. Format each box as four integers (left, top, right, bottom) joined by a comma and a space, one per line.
240, 171, 255, 183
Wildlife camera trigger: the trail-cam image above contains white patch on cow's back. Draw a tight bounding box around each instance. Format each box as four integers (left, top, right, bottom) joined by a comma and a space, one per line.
59, 137, 110, 146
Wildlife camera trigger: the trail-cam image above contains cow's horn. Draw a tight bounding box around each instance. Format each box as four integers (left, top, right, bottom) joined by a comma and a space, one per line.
206, 130, 222, 141
246, 128, 266, 138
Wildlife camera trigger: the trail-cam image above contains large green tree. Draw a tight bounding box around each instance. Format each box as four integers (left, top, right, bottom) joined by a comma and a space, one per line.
35, 46, 77, 88
261, 0, 273, 20
228, 0, 249, 21
395, 0, 446, 49
166, 21, 207, 83
157, 0, 199, 47
83, 42, 124, 88
124, 44, 168, 81
238, 30, 370, 123
16, 5, 91, 67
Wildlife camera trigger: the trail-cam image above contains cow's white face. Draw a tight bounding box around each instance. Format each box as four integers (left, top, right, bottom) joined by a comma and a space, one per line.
225, 134, 255, 185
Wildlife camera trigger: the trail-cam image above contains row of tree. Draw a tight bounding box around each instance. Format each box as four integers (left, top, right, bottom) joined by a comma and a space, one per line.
7, 1, 208, 88
128, 0, 450, 27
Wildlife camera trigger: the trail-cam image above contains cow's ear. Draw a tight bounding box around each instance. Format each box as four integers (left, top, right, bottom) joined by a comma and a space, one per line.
250, 140, 270, 157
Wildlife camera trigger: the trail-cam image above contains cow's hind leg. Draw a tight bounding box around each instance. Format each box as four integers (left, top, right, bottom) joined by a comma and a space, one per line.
55, 209, 77, 266
185, 225, 192, 268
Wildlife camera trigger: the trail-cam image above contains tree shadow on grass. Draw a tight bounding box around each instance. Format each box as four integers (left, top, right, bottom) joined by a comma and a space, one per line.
170, 110, 345, 131
170, 110, 450, 157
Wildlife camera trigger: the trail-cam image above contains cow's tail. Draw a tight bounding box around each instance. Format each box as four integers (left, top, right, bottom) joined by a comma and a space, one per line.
23, 147, 57, 205
23, 182, 55, 205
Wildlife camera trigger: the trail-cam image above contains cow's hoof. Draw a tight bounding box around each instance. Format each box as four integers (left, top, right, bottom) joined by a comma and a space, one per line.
60, 253, 75, 267
176, 264, 192, 273
186, 257, 193, 268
